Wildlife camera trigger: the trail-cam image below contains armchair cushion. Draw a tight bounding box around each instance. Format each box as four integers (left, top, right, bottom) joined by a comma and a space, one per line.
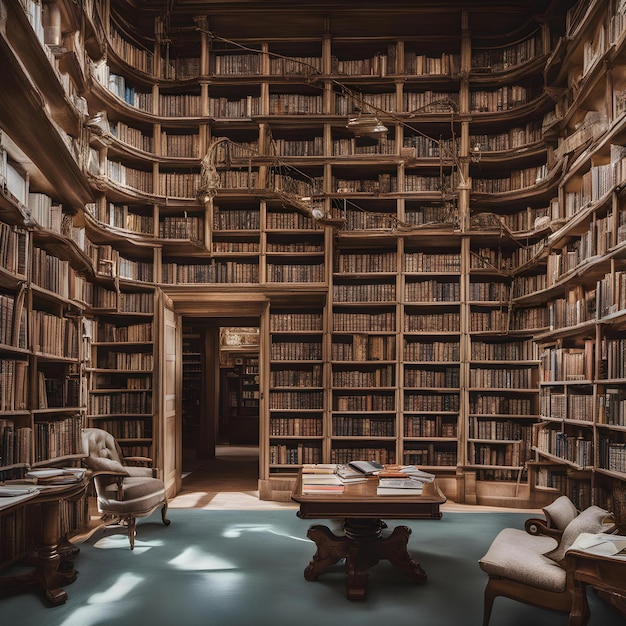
479, 528, 564, 592
98, 476, 166, 515
544, 506, 613, 566
125, 466, 154, 478
542, 495, 578, 531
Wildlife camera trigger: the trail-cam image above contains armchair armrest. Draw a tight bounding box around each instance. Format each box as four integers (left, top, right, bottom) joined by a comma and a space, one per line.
525, 517, 564, 539
123, 456, 153, 467
84, 468, 128, 500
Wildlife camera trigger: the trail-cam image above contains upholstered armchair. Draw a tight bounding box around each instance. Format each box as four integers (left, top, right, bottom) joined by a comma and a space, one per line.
478, 495, 617, 626
81, 427, 170, 549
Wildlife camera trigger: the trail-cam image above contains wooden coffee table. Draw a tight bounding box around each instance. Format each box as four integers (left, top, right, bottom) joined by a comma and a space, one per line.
291, 471, 446, 600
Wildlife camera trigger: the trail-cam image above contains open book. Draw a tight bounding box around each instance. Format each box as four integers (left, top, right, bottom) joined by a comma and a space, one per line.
348, 460, 384, 476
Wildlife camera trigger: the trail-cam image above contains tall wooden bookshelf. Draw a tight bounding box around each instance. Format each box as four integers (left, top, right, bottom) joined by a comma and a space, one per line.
2, 0, 626, 518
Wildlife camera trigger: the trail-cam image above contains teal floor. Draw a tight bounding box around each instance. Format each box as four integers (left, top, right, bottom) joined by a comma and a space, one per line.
0, 510, 624, 626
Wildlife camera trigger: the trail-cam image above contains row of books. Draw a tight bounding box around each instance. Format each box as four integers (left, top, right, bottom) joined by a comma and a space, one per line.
473, 304, 514, 324
270, 312, 323, 332
269, 368, 322, 388
267, 265, 324, 282
333, 394, 395, 411
90, 419, 152, 439
0, 360, 28, 412
98, 322, 153, 343
213, 241, 260, 253
404, 415, 457, 438
332, 416, 395, 437
269, 391, 323, 410
469, 419, 533, 441
471, 340, 537, 361
470, 396, 534, 415
162, 261, 260, 284
89, 392, 152, 416
405, 394, 460, 412
109, 121, 153, 153
33, 414, 82, 463
271, 342, 322, 361
0, 223, 26, 276
469, 367, 536, 388
471, 32, 541, 70
405, 367, 460, 388
469, 121, 543, 153
535, 428, 593, 468
332, 335, 396, 361
269, 418, 323, 437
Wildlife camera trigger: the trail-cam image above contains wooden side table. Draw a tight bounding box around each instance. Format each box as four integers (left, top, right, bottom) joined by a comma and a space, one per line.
0, 479, 87, 606
566, 549, 626, 626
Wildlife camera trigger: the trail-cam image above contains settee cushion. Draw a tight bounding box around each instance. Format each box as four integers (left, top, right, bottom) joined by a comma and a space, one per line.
542, 495, 578, 530
544, 505, 612, 565
479, 528, 565, 592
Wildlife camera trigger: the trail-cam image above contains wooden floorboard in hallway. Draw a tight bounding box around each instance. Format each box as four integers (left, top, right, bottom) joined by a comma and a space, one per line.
170, 445, 540, 514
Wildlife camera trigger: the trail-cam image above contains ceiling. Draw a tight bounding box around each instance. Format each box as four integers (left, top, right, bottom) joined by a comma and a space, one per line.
111, 0, 576, 46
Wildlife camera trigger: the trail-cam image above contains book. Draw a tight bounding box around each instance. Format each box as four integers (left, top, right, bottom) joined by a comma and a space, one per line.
302, 463, 338, 474
302, 484, 345, 494
379, 465, 436, 484
348, 460, 384, 476
376, 486, 424, 496
377, 478, 424, 491
336, 464, 369, 483
302, 474, 343, 485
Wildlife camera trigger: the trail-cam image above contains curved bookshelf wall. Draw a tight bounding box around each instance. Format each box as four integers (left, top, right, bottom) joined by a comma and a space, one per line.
3, 0, 626, 517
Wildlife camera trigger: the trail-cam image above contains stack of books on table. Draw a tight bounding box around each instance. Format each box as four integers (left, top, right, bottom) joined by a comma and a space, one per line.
336, 463, 369, 484
376, 465, 436, 495
301, 464, 344, 493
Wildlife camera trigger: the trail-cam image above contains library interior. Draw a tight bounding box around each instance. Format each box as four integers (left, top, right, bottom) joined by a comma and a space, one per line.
1, 0, 626, 623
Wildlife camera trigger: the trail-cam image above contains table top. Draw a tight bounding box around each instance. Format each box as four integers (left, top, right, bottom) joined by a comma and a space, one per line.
292, 471, 446, 520
0, 479, 87, 513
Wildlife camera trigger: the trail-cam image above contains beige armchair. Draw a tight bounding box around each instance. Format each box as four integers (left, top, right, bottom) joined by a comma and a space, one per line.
81, 427, 170, 549
478, 495, 616, 626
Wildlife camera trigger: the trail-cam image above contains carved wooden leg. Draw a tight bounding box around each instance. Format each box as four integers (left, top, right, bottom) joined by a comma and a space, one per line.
379, 525, 427, 584
345, 545, 375, 601
304, 524, 350, 581
161, 502, 170, 526
127, 516, 136, 550
568, 580, 591, 626
161, 502, 171, 526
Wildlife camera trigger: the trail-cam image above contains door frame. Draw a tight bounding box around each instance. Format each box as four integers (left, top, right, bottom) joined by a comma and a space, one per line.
158, 289, 270, 490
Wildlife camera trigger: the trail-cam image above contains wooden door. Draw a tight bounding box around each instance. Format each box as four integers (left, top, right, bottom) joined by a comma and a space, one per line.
158, 291, 181, 496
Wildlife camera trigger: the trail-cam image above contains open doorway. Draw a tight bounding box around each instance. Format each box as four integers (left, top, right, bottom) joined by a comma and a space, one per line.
181, 317, 260, 475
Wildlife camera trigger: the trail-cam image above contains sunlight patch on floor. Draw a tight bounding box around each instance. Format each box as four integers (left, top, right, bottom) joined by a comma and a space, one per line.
221, 522, 309, 542
92, 534, 165, 552
57, 573, 143, 626
169, 546, 237, 571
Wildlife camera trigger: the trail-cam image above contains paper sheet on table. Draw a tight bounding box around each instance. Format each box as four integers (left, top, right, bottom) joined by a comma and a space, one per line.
568, 532, 626, 557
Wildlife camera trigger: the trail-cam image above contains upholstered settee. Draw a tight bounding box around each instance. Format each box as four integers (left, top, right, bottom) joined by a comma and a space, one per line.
478, 496, 616, 626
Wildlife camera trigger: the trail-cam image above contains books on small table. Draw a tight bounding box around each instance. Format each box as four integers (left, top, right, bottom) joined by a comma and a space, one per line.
348, 460, 384, 476
377, 478, 424, 495
376, 465, 436, 495
301, 462, 436, 495
302, 465, 344, 493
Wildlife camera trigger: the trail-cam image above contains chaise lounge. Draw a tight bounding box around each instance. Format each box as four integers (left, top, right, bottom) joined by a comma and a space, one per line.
478, 495, 618, 626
